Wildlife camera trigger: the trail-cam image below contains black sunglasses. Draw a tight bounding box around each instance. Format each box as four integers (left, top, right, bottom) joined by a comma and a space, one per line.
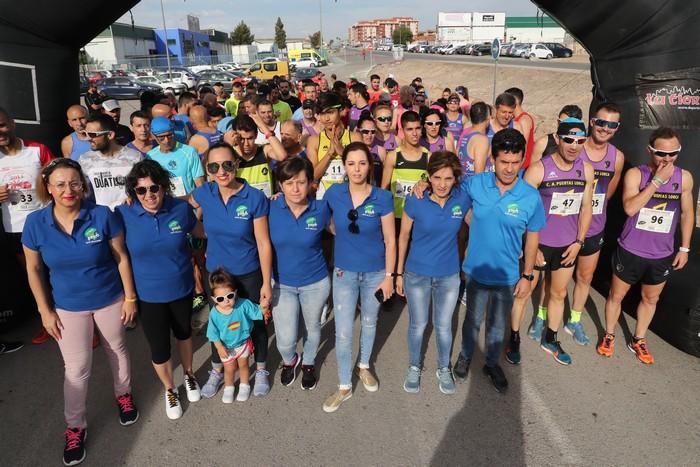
134, 185, 161, 195
376, 116, 392, 123
359, 129, 376, 135
561, 136, 587, 145
347, 209, 359, 234
213, 292, 236, 303
206, 160, 236, 174
648, 145, 681, 158
592, 118, 621, 130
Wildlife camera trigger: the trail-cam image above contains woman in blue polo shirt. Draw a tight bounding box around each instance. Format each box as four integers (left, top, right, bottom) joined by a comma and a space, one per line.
21, 158, 139, 466
321, 142, 396, 413
396, 151, 469, 395
269, 157, 332, 391
116, 160, 204, 420
189, 142, 274, 399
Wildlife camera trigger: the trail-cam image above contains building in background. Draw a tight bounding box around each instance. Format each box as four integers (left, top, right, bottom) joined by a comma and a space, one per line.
435, 12, 565, 44
154, 28, 212, 65
349, 16, 419, 45
205, 28, 232, 63
436, 12, 471, 43
505, 16, 566, 43
471, 12, 506, 42
414, 30, 437, 43
83, 23, 157, 68
187, 14, 200, 32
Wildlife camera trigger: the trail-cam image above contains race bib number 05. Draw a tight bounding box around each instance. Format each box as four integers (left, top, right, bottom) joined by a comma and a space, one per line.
549, 192, 583, 216
635, 207, 674, 234
591, 193, 605, 215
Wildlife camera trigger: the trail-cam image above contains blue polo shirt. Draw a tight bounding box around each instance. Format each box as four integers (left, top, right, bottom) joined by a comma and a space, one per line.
404, 189, 471, 277
192, 180, 269, 275
21, 202, 124, 311
462, 172, 546, 286
147, 142, 204, 197
324, 183, 393, 272
116, 197, 196, 303
269, 196, 331, 287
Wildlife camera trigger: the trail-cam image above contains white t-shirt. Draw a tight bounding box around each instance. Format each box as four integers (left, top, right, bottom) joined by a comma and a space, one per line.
78, 146, 143, 210
0, 139, 53, 232
255, 121, 281, 145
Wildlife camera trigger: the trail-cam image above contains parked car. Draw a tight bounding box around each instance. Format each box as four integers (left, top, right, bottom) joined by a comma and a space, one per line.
196, 70, 239, 92
294, 58, 318, 68
470, 44, 492, 56
293, 67, 319, 84
136, 75, 187, 94
79, 75, 89, 94
157, 70, 197, 90
96, 77, 162, 99
543, 42, 573, 58
511, 43, 532, 58
453, 45, 469, 55
525, 43, 554, 59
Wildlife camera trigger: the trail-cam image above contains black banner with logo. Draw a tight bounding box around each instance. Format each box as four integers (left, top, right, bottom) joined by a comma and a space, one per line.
636, 68, 700, 129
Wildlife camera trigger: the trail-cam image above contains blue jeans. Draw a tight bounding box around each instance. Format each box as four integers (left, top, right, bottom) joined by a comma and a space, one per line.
272, 276, 331, 366
404, 271, 461, 369
332, 268, 385, 388
461, 278, 515, 367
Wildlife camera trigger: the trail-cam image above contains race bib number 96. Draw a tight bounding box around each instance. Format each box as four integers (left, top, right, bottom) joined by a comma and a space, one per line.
635, 207, 674, 234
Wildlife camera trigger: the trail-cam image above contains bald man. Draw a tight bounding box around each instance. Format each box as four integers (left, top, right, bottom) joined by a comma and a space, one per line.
151, 103, 190, 144
60, 105, 92, 160
188, 105, 222, 160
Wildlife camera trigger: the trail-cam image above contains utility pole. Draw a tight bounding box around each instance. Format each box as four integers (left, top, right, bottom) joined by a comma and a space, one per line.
159, 0, 173, 77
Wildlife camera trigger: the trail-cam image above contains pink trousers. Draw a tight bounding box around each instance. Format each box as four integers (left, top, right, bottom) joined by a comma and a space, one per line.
56, 299, 132, 428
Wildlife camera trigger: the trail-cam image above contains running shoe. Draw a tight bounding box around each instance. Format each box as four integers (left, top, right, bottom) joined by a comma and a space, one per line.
32, 328, 51, 345
184, 373, 201, 402
403, 365, 421, 393
253, 369, 270, 396
165, 388, 182, 420
222, 385, 235, 404
63, 427, 87, 466
280, 353, 300, 386
597, 333, 615, 357
0, 341, 23, 354
322, 389, 352, 413
505, 338, 521, 365
628, 338, 655, 365
301, 364, 317, 391
116, 393, 139, 426
527, 316, 545, 341
540, 340, 572, 365
356, 368, 379, 392
236, 383, 251, 402
192, 294, 206, 312
482, 365, 508, 393
200, 369, 224, 398
564, 321, 591, 346
453, 354, 470, 380
436, 367, 456, 395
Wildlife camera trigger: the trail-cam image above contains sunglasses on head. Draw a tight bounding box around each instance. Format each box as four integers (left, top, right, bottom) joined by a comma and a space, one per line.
83, 130, 110, 139
213, 292, 236, 303
560, 136, 587, 145
134, 185, 161, 196
648, 145, 681, 158
347, 209, 359, 234
424, 121, 441, 127
206, 160, 236, 174
593, 118, 621, 130
376, 116, 392, 123
359, 129, 376, 135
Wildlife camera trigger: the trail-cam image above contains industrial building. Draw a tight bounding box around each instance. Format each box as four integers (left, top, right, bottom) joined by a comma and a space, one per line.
435, 12, 566, 44
349, 17, 419, 44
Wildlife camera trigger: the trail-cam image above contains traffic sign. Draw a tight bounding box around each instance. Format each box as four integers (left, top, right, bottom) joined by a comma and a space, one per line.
492, 38, 501, 60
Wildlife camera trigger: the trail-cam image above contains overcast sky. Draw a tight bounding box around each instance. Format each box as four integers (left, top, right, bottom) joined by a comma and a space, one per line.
118, 0, 543, 39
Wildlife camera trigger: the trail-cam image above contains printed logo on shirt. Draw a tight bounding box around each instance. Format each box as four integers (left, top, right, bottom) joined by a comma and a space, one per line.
451, 205, 463, 219
227, 321, 241, 331
235, 205, 250, 219
506, 203, 519, 217
84, 226, 102, 244
362, 204, 376, 217
546, 171, 558, 179
305, 216, 318, 231
168, 220, 182, 233
168, 160, 177, 170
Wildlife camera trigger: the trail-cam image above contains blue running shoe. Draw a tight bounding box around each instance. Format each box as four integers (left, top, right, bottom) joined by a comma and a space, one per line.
527, 316, 545, 341
505, 340, 521, 365
540, 340, 572, 365
564, 322, 591, 346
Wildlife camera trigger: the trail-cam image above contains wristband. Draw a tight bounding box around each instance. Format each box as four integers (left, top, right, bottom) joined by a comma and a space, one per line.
679, 247, 690, 253
265, 132, 274, 139
651, 176, 664, 187
393, 273, 404, 277
124, 297, 138, 303
385, 272, 393, 277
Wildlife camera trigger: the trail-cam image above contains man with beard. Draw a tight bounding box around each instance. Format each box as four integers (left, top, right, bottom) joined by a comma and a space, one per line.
269, 85, 293, 122
60, 105, 92, 160
101, 99, 134, 146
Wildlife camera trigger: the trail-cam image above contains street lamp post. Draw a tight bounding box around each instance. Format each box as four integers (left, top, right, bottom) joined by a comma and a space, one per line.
159, 0, 173, 77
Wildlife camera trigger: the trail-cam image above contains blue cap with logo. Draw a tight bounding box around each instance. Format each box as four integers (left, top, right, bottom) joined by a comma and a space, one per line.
557, 117, 587, 137
151, 116, 174, 136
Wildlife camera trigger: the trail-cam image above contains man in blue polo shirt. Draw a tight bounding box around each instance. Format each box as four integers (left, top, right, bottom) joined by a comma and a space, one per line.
453, 128, 545, 393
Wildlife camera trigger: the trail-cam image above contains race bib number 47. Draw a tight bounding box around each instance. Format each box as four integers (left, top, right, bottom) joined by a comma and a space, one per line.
549, 192, 583, 216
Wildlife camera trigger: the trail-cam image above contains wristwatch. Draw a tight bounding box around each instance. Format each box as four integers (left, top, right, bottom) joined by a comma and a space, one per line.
575, 239, 585, 247
521, 273, 535, 281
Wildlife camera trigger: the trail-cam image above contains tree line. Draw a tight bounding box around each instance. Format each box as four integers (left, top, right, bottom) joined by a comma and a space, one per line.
230, 18, 322, 49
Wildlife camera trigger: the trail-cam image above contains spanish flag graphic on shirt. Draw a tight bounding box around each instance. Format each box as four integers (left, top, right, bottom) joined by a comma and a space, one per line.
227, 321, 241, 331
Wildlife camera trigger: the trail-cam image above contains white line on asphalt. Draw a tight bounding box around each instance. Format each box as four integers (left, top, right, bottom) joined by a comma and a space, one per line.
521, 378, 583, 464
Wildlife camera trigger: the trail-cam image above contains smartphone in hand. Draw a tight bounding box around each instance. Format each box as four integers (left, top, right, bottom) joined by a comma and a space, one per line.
374, 289, 385, 304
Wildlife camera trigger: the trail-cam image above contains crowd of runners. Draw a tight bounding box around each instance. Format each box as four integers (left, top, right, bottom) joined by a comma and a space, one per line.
0, 66, 693, 466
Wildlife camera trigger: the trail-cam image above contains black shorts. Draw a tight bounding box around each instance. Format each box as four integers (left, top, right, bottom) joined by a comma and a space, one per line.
4, 232, 23, 256
612, 246, 673, 286
580, 231, 604, 257
535, 244, 576, 271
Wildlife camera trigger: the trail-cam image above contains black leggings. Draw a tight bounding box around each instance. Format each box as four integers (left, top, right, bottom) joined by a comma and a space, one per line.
209, 268, 268, 365
139, 292, 193, 365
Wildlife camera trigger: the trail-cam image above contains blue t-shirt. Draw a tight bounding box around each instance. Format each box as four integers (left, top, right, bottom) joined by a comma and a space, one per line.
269, 196, 331, 287
404, 189, 471, 277
171, 117, 190, 144
147, 142, 204, 196
116, 197, 196, 303
217, 116, 235, 134
22, 202, 124, 311
206, 298, 263, 348
324, 183, 393, 272
192, 180, 270, 275
462, 172, 546, 286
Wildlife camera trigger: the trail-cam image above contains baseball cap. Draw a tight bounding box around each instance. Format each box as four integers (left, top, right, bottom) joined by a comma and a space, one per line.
557, 117, 587, 137
151, 116, 174, 136
302, 99, 316, 109
102, 99, 120, 112
378, 92, 392, 104
257, 84, 271, 96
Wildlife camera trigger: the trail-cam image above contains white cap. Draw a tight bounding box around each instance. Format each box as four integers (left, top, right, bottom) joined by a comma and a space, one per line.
102, 99, 120, 112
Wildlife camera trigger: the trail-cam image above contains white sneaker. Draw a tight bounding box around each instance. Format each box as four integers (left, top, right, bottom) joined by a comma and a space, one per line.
236, 383, 251, 402
184, 373, 201, 402
165, 388, 182, 420
222, 385, 235, 404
